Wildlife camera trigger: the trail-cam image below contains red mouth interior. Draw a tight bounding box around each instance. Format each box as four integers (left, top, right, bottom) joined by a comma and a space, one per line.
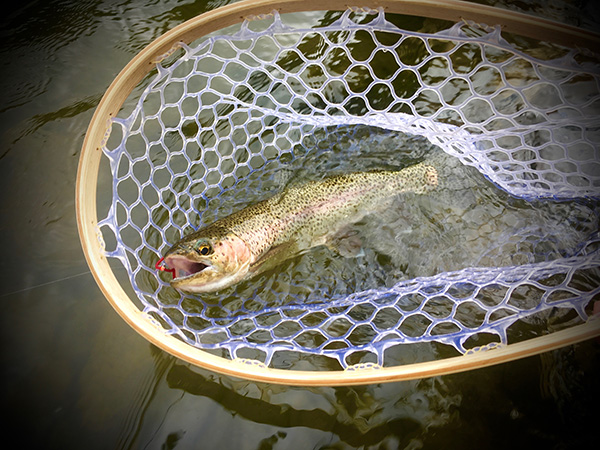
156, 256, 208, 279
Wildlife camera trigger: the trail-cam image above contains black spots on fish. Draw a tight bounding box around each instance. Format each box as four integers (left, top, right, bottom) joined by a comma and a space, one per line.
424, 165, 438, 187
199, 162, 438, 264
387, 162, 439, 194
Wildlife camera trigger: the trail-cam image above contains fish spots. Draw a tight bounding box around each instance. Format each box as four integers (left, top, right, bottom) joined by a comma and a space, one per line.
424, 165, 438, 187
163, 161, 439, 292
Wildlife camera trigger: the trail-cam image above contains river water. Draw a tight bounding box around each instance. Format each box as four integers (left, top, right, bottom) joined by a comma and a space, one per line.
0, 0, 598, 448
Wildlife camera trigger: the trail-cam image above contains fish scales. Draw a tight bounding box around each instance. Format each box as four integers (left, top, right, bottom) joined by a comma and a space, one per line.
229, 163, 437, 258
160, 161, 438, 293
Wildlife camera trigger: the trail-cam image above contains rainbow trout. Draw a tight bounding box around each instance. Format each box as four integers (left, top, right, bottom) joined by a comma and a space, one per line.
157, 162, 438, 293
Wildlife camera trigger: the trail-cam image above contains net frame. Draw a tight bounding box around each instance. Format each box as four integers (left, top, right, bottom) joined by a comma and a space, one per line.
76, 0, 600, 386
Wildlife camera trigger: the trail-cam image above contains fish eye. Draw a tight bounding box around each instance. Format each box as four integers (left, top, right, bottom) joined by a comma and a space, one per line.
195, 242, 213, 256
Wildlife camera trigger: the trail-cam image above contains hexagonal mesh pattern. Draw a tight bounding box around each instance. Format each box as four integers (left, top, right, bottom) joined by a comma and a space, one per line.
100, 9, 600, 369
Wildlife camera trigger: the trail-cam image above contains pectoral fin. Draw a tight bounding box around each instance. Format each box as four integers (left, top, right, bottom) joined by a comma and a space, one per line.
249, 241, 299, 275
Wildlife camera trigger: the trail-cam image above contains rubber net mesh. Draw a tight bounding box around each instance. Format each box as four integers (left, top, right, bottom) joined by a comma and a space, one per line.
100, 9, 600, 370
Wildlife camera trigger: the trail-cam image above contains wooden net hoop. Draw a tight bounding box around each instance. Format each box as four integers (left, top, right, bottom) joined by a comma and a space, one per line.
77, 0, 600, 386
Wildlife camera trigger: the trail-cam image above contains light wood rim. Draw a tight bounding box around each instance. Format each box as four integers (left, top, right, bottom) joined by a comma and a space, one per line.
76, 0, 600, 385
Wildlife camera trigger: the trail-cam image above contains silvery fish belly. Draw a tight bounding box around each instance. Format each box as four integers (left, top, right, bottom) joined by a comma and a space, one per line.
158, 162, 438, 293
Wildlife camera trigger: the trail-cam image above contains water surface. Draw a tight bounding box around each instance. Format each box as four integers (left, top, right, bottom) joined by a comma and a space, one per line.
0, 1, 598, 448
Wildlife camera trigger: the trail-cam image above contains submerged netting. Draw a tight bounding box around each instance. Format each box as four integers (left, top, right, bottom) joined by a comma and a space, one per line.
99, 9, 600, 370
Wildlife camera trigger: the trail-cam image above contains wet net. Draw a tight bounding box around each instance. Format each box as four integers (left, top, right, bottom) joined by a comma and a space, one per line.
99, 8, 600, 371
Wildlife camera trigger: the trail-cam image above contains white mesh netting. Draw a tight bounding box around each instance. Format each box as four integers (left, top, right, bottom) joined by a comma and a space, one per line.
100, 9, 600, 370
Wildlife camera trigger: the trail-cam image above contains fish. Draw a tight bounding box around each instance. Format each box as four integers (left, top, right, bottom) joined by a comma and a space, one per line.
157, 161, 438, 293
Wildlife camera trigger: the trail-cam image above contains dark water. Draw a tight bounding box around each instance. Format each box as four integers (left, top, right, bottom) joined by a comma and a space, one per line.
0, 0, 598, 448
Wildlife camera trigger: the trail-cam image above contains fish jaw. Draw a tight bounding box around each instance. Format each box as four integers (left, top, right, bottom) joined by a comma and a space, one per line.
162, 231, 254, 293
163, 254, 210, 280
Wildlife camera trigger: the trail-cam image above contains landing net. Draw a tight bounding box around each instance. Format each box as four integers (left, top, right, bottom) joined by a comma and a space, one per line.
79, 1, 600, 384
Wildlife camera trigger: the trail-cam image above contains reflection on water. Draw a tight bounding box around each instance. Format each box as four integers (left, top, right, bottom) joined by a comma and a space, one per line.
0, 0, 598, 448
111, 342, 599, 449
119, 351, 461, 448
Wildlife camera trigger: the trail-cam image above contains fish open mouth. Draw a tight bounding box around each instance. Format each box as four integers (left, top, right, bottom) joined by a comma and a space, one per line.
156, 255, 209, 279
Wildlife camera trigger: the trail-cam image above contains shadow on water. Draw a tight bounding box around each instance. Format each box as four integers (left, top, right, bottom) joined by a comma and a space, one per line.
164, 364, 424, 448
111, 338, 599, 449
118, 347, 457, 449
